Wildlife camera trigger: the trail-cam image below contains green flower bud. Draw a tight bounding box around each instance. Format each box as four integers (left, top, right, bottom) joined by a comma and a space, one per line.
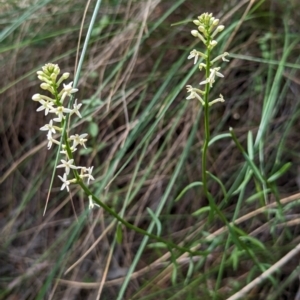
38, 75, 51, 84
62, 72, 70, 79
42, 63, 60, 77
212, 19, 219, 26
209, 40, 218, 49
40, 83, 50, 90
50, 73, 57, 81
198, 26, 205, 33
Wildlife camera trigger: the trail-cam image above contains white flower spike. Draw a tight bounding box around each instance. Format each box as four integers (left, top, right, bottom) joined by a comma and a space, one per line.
186, 13, 229, 106
33, 63, 94, 211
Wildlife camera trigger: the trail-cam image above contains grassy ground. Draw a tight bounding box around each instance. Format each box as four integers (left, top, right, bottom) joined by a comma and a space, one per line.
1, 0, 300, 299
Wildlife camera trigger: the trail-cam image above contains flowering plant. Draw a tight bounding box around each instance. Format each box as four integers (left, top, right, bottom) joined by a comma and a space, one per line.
186, 13, 229, 106
32, 64, 96, 205
32, 63, 203, 256
186, 13, 229, 214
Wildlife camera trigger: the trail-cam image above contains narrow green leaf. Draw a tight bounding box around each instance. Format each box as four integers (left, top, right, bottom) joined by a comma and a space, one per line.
267, 162, 292, 183
206, 171, 227, 199
184, 257, 195, 285
192, 206, 211, 216
147, 207, 162, 237
116, 224, 123, 244
230, 128, 265, 184
245, 189, 271, 203
174, 182, 203, 202
208, 133, 231, 147
247, 130, 254, 160
239, 235, 266, 250
231, 248, 240, 271
171, 264, 178, 286
147, 242, 167, 249
170, 251, 178, 286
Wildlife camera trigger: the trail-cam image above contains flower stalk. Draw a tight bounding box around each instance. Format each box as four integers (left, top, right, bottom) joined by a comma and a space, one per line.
186, 13, 229, 211
32, 63, 93, 198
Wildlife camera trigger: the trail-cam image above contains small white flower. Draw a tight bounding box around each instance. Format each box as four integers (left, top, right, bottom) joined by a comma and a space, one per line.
209, 94, 225, 106
199, 77, 213, 87
36, 100, 54, 115
186, 85, 196, 99
211, 52, 230, 64
70, 146, 78, 152
188, 50, 198, 64
69, 133, 88, 148
61, 81, 78, 102
186, 85, 205, 105
78, 166, 87, 175
63, 81, 78, 94
71, 99, 82, 118
58, 173, 71, 192
222, 54, 230, 62
51, 106, 73, 122
88, 195, 100, 210
60, 145, 77, 155
200, 67, 224, 87
40, 119, 57, 135
86, 166, 94, 185
210, 67, 224, 79
79, 166, 95, 184
198, 63, 206, 71
56, 158, 77, 175
47, 133, 60, 150
47, 138, 53, 149
187, 50, 207, 65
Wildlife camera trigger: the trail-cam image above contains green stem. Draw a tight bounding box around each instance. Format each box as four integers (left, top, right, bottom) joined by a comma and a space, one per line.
77, 180, 207, 257
201, 45, 229, 225
201, 48, 211, 202
200, 45, 244, 251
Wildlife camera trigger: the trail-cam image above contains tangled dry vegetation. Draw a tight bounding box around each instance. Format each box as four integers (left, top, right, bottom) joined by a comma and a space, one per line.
1, 0, 300, 299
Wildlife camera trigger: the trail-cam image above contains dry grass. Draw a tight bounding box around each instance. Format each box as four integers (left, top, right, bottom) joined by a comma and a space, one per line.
1, 0, 300, 299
